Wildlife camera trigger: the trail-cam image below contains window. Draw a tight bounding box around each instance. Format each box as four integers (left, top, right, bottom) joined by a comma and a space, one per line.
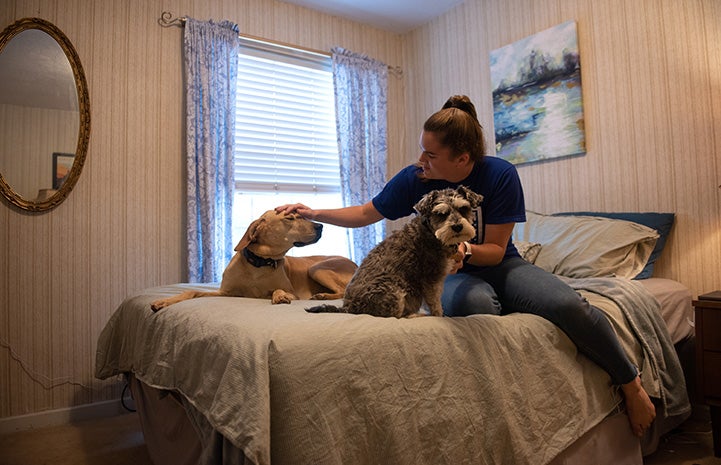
233, 38, 350, 257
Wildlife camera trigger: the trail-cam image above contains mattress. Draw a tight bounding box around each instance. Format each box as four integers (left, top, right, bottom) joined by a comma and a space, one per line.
637, 277, 694, 344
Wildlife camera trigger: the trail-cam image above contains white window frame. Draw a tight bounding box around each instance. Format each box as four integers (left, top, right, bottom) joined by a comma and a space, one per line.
232, 38, 350, 258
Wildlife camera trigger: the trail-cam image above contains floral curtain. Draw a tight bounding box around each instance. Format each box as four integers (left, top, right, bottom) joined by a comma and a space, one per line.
184, 18, 239, 282
331, 47, 388, 263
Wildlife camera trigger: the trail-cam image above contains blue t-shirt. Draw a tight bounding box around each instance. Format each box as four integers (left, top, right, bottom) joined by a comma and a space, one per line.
372, 156, 526, 270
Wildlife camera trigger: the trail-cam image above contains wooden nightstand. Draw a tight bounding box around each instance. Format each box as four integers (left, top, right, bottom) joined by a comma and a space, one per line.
693, 291, 721, 457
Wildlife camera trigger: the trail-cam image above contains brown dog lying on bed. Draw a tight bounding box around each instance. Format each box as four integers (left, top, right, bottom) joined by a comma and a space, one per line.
150, 210, 358, 310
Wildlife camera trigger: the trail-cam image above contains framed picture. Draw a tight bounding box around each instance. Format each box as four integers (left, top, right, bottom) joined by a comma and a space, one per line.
52, 152, 75, 190
490, 20, 586, 164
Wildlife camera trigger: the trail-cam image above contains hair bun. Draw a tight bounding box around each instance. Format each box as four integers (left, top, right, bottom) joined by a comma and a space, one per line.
442, 95, 478, 122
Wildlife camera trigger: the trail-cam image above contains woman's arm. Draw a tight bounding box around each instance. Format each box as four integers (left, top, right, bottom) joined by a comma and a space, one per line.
463, 222, 515, 267
276, 201, 384, 228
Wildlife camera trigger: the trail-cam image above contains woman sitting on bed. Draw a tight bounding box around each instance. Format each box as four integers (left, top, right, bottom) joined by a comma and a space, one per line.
276, 94, 656, 437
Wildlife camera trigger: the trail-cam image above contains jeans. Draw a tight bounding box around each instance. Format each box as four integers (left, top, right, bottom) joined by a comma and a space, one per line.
441, 256, 638, 386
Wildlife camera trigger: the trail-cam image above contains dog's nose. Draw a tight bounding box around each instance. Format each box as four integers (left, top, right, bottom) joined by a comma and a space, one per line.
314, 223, 323, 232
451, 224, 463, 233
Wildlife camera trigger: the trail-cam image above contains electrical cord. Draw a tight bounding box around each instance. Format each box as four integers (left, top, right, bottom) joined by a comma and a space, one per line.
3, 337, 138, 412
120, 381, 136, 412
0, 337, 94, 390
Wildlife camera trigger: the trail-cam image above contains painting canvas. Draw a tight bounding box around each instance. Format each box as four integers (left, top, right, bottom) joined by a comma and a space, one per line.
490, 21, 586, 164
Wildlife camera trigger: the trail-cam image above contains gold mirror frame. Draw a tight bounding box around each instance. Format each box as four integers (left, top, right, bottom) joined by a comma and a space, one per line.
0, 17, 90, 212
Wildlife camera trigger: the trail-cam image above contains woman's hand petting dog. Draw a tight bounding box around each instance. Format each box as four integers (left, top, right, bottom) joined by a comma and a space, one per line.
275, 203, 314, 219
450, 246, 465, 274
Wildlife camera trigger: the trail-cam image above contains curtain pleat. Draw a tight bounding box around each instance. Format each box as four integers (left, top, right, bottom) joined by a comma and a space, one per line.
331, 47, 388, 263
184, 18, 239, 282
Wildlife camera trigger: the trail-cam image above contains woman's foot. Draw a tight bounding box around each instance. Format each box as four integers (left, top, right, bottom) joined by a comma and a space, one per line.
622, 375, 656, 437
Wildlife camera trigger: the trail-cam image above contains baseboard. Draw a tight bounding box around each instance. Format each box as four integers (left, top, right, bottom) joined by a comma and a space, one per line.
0, 398, 134, 435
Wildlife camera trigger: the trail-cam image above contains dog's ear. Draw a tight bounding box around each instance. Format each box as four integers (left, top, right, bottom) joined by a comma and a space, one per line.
235, 218, 264, 251
456, 185, 484, 209
413, 190, 440, 216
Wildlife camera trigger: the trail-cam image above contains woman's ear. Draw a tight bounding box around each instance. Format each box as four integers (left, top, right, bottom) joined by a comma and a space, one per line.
456, 152, 470, 166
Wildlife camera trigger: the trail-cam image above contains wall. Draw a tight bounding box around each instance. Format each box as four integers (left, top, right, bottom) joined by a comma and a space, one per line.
402, 0, 721, 294
0, 0, 404, 418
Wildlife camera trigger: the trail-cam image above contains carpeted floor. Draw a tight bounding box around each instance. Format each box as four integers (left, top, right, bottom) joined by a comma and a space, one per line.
644, 404, 720, 465
0, 412, 152, 465
0, 405, 718, 465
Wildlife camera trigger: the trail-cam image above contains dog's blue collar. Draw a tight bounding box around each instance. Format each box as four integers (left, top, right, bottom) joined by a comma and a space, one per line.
242, 247, 281, 269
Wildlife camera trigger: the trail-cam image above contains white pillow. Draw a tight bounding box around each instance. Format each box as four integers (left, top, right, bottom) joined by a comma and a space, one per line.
514, 211, 659, 278
513, 240, 542, 264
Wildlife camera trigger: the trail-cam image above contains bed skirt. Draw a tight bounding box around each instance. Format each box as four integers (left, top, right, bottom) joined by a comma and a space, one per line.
129, 374, 642, 465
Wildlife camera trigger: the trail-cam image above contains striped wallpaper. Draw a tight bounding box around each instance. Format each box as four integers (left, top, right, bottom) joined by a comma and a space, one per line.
1, 0, 719, 419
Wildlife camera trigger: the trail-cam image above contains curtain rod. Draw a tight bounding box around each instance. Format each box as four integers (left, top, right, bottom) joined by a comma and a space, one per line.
158, 11, 403, 77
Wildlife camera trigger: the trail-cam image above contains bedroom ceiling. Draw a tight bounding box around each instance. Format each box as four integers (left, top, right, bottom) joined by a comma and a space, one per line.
279, 0, 465, 33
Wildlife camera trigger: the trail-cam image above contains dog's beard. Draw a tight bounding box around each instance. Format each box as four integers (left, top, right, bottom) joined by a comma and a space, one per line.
433, 218, 476, 245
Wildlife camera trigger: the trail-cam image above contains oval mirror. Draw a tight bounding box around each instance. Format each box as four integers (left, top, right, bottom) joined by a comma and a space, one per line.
0, 17, 90, 212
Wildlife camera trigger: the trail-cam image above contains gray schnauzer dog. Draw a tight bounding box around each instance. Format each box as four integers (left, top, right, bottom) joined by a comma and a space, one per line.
307, 186, 482, 318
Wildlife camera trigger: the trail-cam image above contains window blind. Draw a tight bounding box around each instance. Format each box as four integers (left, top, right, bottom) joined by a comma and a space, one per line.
234, 40, 340, 193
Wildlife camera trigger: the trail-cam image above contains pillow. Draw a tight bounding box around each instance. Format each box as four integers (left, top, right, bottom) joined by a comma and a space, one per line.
552, 212, 675, 279
514, 211, 659, 279
513, 240, 542, 264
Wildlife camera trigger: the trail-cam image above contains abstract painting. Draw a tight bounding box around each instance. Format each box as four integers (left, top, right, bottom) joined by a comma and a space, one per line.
490, 21, 586, 164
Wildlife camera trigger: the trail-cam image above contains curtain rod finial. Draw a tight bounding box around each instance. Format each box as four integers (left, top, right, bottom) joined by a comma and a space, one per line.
158, 11, 186, 28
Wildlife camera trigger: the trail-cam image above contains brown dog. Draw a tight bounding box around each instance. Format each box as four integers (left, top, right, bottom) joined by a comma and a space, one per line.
150, 210, 358, 310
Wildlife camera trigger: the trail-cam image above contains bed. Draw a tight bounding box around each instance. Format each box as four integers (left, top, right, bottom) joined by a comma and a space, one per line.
95, 211, 694, 465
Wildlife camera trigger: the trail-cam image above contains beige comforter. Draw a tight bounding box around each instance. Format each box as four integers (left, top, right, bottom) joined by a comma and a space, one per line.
95, 280, 687, 465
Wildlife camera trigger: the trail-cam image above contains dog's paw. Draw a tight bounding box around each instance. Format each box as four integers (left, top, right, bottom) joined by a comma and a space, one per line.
150, 300, 166, 312
306, 304, 344, 313
271, 290, 296, 304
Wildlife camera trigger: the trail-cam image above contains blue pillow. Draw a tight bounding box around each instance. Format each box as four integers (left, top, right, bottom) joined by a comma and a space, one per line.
552, 212, 675, 279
